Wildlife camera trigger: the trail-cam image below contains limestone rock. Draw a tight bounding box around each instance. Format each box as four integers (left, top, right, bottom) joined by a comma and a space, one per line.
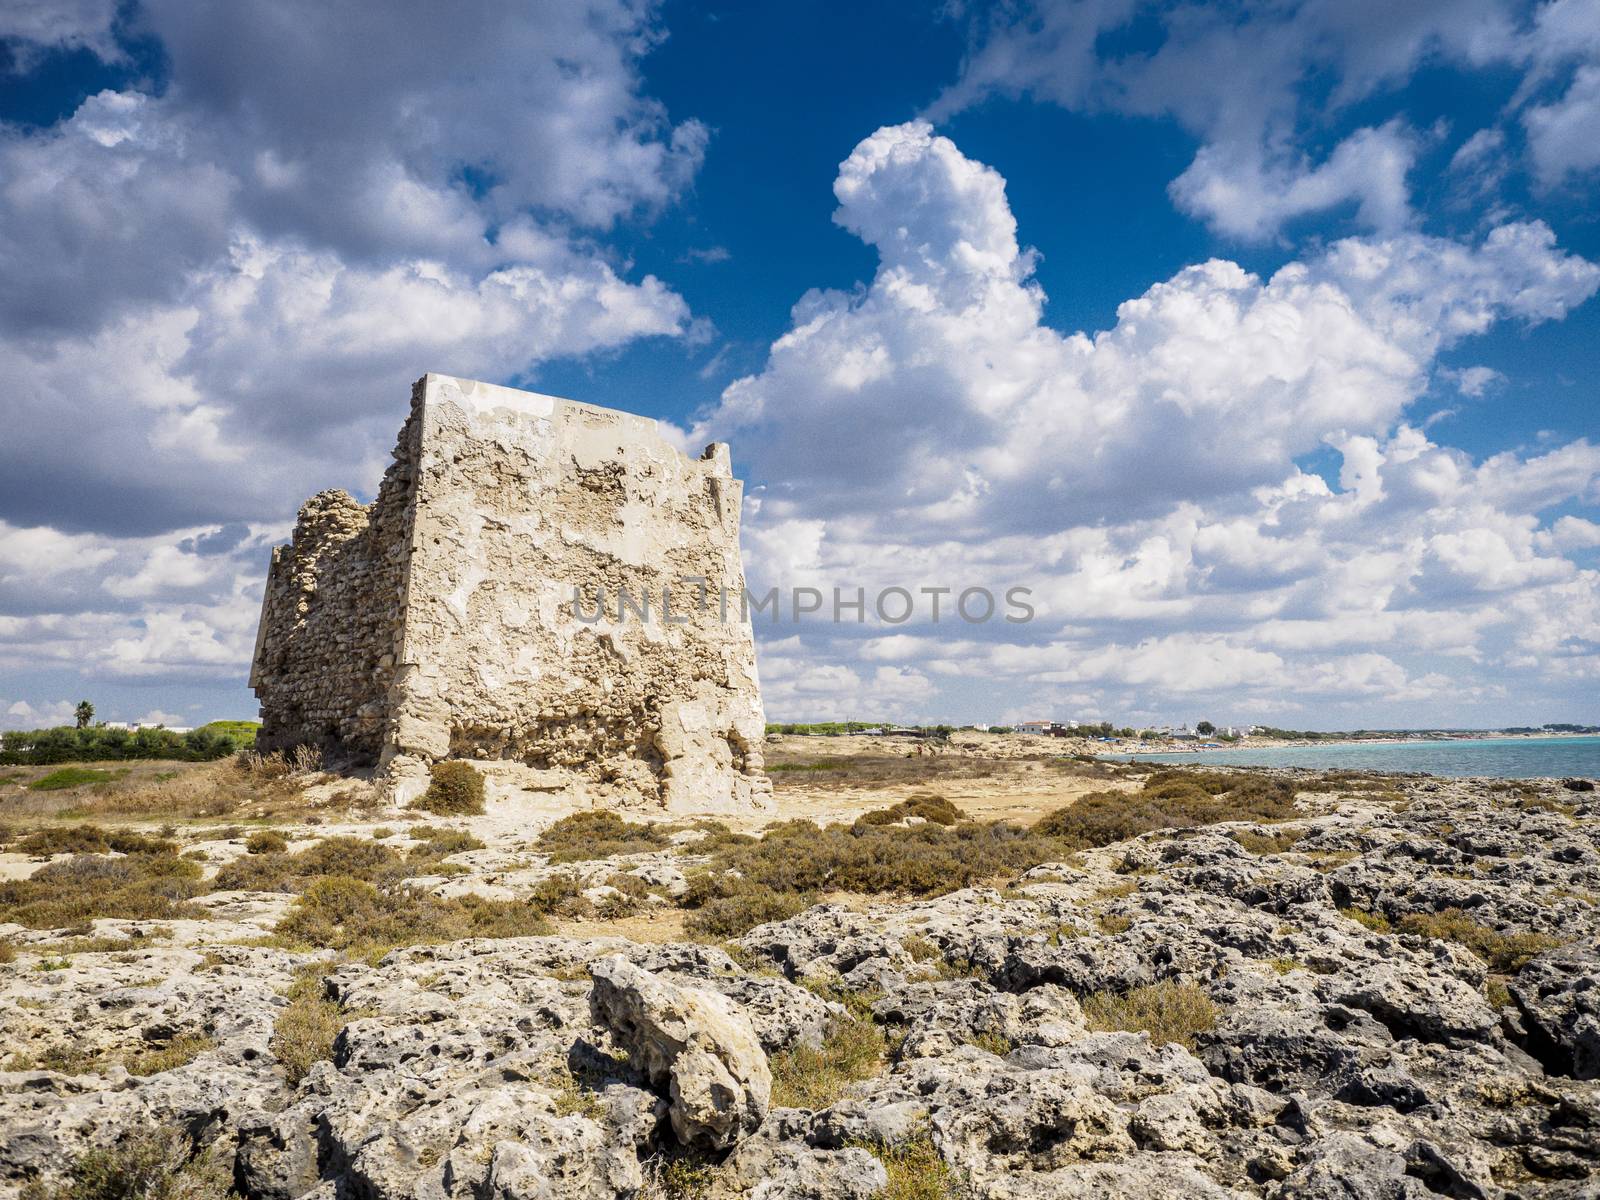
588, 955, 771, 1150
1510, 937, 1600, 1079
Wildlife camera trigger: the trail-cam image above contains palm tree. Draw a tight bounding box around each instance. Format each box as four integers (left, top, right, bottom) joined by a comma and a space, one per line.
75, 700, 94, 729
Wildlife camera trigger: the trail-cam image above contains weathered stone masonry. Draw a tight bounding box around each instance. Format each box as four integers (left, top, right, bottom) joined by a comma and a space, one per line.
250, 374, 771, 812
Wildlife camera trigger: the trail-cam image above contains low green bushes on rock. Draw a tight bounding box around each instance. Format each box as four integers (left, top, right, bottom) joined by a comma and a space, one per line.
693, 817, 1071, 902
410, 761, 486, 816
245, 829, 288, 855
213, 836, 401, 893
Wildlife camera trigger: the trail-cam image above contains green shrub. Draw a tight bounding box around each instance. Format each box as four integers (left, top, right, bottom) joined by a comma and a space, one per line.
17, 1125, 231, 1200
1, 723, 244, 768
28, 768, 120, 792
245, 830, 288, 855
410, 761, 486, 816
1082, 981, 1217, 1050
536, 811, 671, 861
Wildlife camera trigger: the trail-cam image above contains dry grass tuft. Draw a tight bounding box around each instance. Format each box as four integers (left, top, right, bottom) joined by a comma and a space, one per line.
769, 985, 887, 1109
1232, 828, 1304, 855
271, 967, 348, 1086
1396, 908, 1562, 973
859, 1131, 963, 1200
18, 1125, 232, 1200
1082, 980, 1217, 1050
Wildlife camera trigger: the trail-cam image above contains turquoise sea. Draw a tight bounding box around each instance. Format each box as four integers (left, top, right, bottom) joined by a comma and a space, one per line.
1101, 735, 1600, 779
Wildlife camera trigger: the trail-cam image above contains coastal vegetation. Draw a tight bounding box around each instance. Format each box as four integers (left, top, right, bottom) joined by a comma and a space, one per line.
0, 721, 258, 766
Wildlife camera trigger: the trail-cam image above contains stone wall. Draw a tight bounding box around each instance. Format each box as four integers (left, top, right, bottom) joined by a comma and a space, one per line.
251, 374, 770, 813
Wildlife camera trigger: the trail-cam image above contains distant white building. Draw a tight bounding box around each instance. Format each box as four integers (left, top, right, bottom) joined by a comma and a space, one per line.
1016, 720, 1054, 736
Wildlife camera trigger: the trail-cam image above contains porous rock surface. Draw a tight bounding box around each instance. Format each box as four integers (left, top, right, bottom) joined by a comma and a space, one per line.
3, 773, 1600, 1197
590, 955, 772, 1150
250, 373, 771, 813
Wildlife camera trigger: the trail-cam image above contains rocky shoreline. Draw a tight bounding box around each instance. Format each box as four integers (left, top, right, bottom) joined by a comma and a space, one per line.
2, 768, 1599, 1198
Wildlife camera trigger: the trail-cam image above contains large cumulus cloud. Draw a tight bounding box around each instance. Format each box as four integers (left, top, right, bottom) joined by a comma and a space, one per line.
699, 123, 1600, 724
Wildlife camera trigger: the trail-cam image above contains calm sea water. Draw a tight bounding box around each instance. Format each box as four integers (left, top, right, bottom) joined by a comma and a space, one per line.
1101, 735, 1600, 779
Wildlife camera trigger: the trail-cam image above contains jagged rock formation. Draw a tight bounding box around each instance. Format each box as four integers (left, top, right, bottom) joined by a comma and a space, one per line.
250, 374, 770, 812
6, 772, 1600, 1197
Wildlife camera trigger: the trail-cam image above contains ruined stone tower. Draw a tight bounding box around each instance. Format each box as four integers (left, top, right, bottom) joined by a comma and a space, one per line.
249, 373, 770, 812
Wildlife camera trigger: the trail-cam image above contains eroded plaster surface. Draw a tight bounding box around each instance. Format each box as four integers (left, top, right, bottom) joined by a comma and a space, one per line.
251, 374, 770, 812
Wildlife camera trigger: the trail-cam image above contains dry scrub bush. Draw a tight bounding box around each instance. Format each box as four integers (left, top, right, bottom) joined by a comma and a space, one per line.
407, 827, 485, 857
272, 875, 553, 955
693, 816, 1071, 902
410, 761, 485, 816
1082, 980, 1218, 1050
16, 825, 176, 857
214, 836, 402, 893
235, 745, 322, 779
683, 876, 813, 938
1396, 908, 1562, 973
855, 794, 963, 827
0, 853, 206, 928
18, 1125, 232, 1200
1035, 770, 1296, 847
245, 830, 288, 855
1231, 828, 1304, 855
537, 811, 671, 861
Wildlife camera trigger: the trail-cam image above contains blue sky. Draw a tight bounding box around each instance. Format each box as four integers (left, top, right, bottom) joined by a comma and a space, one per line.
0, 0, 1597, 731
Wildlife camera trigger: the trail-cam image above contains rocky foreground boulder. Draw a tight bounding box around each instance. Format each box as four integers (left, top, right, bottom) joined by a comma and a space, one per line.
590, 955, 772, 1150
2, 771, 1600, 1197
